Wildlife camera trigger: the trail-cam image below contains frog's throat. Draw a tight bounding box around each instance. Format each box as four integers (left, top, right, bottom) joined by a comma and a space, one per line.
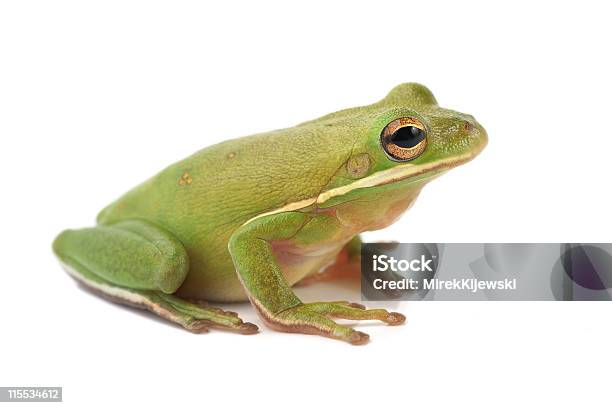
242, 152, 474, 227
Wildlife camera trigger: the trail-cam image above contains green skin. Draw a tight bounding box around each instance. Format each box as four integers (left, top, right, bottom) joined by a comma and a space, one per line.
53, 83, 487, 344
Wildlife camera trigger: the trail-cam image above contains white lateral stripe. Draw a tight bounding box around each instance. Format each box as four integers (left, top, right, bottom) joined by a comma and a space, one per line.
62, 261, 148, 305
242, 153, 472, 226
61, 261, 186, 325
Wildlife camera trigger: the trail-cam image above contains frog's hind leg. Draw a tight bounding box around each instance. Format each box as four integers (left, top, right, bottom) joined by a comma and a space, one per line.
62, 263, 257, 334
53, 220, 258, 334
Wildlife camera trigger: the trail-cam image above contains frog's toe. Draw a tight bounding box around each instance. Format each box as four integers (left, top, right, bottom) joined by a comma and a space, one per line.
184, 317, 259, 335
307, 301, 406, 326
185, 319, 211, 333
344, 301, 366, 310
386, 312, 406, 326
272, 305, 371, 345
155, 293, 259, 335
347, 330, 370, 345
237, 322, 259, 335
268, 301, 404, 344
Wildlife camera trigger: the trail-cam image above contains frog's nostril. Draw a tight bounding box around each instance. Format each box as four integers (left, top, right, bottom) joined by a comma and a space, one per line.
462, 121, 474, 132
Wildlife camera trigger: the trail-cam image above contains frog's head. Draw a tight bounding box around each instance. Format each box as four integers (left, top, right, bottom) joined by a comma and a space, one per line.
315, 83, 488, 206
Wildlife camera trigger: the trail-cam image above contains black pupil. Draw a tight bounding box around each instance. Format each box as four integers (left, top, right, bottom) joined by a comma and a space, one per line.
390, 126, 425, 148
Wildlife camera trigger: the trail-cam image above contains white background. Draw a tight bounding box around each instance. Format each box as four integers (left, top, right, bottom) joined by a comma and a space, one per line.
1, 1, 611, 407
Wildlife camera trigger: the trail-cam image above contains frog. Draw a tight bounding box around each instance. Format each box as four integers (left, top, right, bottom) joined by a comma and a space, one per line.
52, 83, 487, 345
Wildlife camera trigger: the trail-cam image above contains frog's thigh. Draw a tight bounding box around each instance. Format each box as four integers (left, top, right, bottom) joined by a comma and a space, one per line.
53, 220, 189, 293
53, 220, 258, 334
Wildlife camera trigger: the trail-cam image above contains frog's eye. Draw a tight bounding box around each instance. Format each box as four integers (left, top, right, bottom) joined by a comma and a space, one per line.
380, 117, 427, 161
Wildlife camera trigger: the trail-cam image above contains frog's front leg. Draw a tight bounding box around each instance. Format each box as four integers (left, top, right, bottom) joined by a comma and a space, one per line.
228, 213, 405, 345
53, 220, 257, 334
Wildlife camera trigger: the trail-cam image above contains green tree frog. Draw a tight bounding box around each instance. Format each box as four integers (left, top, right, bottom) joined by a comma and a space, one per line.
53, 83, 487, 344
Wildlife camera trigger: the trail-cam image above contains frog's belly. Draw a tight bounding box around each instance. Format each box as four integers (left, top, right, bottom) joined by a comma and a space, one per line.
177, 240, 346, 302
271, 240, 346, 286
178, 187, 421, 302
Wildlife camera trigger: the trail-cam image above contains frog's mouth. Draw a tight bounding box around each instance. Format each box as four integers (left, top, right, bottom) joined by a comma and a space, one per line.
243, 151, 478, 227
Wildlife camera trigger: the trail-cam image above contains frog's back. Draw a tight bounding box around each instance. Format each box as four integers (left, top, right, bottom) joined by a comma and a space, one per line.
96, 126, 356, 300
98, 126, 352, 239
